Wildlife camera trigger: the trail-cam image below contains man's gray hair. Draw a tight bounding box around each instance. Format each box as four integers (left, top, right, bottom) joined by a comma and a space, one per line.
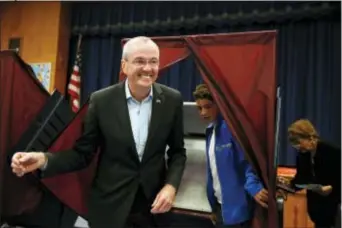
122, 36, 159, 60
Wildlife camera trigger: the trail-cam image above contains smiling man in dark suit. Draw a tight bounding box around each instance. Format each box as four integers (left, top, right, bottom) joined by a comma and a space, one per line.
11, 36, 187, 228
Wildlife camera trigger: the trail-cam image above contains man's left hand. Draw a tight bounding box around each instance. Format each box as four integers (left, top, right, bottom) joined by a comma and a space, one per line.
151, 184, 176, 214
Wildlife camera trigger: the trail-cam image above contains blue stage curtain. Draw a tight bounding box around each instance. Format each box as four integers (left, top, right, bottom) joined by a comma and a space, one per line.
273, 20, 341, 166
70, 2, 338, 36
66, 3, 340, 166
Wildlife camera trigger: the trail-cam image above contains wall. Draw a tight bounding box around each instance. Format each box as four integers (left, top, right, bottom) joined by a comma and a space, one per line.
0, 2, 71, 94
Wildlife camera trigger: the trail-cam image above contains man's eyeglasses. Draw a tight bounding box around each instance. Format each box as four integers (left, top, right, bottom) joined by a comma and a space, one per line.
131, 58, 159, 68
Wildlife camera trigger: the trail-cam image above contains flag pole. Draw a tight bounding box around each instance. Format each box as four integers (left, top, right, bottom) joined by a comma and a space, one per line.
76, 34, 83, 51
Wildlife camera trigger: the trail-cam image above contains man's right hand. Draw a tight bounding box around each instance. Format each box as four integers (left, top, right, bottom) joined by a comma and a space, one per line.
11, 152, 47, 177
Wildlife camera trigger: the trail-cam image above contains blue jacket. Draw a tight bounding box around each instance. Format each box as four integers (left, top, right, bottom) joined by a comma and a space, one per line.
205, 115, 264, 225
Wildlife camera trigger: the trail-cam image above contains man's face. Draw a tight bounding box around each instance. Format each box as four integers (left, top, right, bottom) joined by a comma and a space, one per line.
121, 43, 159, 89
195, 99, 218, 124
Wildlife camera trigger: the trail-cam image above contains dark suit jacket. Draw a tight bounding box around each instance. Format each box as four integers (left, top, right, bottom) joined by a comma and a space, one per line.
291, 140, 341, 225
42, 81, 187, 228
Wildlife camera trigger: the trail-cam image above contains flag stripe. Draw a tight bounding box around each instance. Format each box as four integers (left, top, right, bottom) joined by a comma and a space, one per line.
68, 81, 81, 89
71, 74, 80, 82
67, 38, 82, 113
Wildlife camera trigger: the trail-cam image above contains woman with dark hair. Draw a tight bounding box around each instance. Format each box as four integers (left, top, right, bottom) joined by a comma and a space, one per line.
288, 119, 341, 228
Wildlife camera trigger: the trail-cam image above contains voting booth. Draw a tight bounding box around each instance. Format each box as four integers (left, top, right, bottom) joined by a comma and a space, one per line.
0, 30, 278, 228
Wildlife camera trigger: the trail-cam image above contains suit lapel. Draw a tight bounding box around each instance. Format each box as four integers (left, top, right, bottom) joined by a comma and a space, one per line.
142, 83, 165, 162
113, 81, 140, 162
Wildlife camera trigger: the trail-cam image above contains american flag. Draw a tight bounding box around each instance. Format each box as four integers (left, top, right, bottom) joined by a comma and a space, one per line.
68, 35, 82, 113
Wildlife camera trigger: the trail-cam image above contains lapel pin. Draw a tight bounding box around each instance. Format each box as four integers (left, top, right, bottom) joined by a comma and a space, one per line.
156, 99, 161, 103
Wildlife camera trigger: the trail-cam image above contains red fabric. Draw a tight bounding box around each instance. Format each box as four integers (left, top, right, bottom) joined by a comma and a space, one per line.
185, 32, 277, 228
42, 103, 97, 217
0, 51, 48, 218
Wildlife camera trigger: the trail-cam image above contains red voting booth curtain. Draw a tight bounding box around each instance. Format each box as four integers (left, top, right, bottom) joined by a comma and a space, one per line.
185, 32, 277, 228
0, 51, 49, 218
42, 103, 93, 217
38, 32, 277, 227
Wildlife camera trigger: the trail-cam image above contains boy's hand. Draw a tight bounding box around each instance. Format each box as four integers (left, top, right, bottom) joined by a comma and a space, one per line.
210, 213, 217, 224
254, 188, 268, 208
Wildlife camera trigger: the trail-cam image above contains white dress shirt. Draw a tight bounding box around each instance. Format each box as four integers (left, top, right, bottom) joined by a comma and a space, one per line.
208, 125, 222, 203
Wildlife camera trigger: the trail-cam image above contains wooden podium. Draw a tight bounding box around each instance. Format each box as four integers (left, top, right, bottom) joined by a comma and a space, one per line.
277, 167, 314, 228
284, 190, 314, 228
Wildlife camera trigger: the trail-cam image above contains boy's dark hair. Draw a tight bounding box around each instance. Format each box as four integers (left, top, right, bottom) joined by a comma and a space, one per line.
193, 84, 213, 101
